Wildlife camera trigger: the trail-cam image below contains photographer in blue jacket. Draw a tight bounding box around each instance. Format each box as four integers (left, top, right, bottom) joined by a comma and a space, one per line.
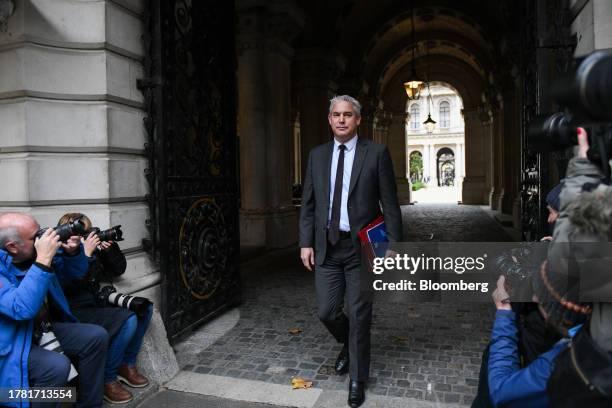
487, 274, 584, 408
0, 212, 109, 408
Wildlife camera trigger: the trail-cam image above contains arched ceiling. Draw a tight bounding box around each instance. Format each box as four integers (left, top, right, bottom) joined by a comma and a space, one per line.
295, 0, 517, 104
382, 55, 486, 112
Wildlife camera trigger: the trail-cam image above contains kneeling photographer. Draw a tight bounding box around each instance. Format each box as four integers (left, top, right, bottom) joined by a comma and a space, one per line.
58, 213, 153, 404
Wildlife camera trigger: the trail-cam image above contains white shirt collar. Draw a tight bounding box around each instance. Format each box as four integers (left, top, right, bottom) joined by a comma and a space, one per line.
333, 135, 358, 152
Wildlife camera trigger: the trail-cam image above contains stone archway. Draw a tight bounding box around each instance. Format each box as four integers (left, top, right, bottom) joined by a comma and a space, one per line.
436, 147, 455, 187
408, 150, 424, 182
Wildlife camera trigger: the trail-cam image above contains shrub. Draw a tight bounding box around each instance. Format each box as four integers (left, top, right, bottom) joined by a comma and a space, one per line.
411, 181, 425, 191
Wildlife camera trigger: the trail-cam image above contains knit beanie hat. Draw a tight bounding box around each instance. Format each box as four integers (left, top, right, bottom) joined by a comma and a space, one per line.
532, 258, 591, 336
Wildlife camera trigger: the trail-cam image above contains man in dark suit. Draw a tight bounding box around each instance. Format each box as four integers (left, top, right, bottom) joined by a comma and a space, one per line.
299, 95, 403, 407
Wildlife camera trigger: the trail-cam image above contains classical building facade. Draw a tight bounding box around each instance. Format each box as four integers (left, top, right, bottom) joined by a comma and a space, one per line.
406, 84, 465, 189
0, 0, 610, 382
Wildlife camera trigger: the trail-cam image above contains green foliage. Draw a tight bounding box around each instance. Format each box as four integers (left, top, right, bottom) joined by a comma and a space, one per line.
411, 181, 425, 191
409, 152, 423, 181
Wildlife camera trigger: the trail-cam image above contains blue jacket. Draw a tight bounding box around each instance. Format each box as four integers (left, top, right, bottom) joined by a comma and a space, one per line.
488, 310, 567, 408
0, 247, 88, 408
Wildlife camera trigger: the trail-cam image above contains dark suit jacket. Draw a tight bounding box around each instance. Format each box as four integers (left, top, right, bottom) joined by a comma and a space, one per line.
299, 137, 403, 266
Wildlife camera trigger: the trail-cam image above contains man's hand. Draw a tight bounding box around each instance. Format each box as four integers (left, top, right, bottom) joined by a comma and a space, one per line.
577, 127, 589, 158
300, 247, 315, 271
492, 275, 512, 311
34, 228, 61, 267
82, 231, 101, 257
384, 249, 398, 258
61, 235, 81, 255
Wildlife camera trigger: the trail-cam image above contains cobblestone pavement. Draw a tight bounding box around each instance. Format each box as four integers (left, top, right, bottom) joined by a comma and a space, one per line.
179, 205, 516, 406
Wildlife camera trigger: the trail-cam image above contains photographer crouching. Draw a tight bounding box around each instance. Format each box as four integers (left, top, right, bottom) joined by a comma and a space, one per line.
0, 213, 108, 408
58, 213, 152, 404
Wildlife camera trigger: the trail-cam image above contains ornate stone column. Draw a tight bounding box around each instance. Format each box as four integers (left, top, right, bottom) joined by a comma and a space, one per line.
422, 143, 430, 184
461, 107, 488, 204
237, 1, 304, 248
384, 111, 410, 205
455, 142, 463, 187
489, 106, 503, 209
429, 144, 438, 186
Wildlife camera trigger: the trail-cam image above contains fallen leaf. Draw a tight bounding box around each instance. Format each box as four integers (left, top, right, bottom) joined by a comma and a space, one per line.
392, 336, 409, 344
292, 377, 313, 389
288, 328, 302, 335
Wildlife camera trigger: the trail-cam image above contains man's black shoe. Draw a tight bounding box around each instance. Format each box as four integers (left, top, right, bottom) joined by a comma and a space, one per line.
348, 380, 365, 407
334, 344, 349, 375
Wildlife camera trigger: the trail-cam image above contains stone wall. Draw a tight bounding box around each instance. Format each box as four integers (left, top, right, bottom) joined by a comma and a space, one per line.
0, 0, 177, 384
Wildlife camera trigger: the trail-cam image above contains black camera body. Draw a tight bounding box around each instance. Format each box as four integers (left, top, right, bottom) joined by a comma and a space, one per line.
36, 218, 88, 243
528, 51, 612, 176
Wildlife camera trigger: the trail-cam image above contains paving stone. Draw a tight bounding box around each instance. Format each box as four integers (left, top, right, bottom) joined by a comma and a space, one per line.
174, 205, 510, 406
434, 383, 452, 392
444, 392, 462, 403
195, 366, 212, 374
388, 388, 405, 397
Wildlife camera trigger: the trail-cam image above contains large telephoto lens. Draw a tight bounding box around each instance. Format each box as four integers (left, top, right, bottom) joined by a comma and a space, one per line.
528, 112, 575, 152
553, 51, 612, 121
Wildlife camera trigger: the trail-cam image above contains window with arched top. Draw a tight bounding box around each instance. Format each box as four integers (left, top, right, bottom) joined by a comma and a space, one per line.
439, 101, 450, 128
410, 104, 420, 130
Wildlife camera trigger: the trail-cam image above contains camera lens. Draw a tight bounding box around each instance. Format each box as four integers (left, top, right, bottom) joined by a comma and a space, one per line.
94, 225, 124, 242
553, 51, 612, 121
528, 112, 575, 152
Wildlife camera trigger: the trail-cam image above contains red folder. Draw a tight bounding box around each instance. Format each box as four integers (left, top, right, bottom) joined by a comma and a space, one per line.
358, 216, 388, 266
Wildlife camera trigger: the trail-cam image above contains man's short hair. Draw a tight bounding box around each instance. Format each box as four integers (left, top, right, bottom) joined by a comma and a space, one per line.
0, 227, 21, 249
329, 95, 362, 116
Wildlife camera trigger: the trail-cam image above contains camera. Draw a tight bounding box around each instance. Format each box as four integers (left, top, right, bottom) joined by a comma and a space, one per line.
528, 51, 612, 176
97, 285, 151, 317
90, 225, 124, 242
36, 217, 88, 243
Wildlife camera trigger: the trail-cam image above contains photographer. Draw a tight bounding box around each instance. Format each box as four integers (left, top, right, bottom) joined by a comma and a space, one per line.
0, 212, 108, 408
543, 129, 612, 406
57, 213, 152, 404
486, 275, 578, 408
472, 189, 562, 408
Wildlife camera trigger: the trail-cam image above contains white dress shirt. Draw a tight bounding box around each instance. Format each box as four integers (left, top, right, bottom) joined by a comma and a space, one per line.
328, 135, 358, 232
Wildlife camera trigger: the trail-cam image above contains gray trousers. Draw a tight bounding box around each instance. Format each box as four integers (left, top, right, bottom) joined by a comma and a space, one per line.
315, 237, 372, 381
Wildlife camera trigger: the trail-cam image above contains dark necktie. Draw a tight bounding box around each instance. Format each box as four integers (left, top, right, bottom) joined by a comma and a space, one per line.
328, 144, 346, 245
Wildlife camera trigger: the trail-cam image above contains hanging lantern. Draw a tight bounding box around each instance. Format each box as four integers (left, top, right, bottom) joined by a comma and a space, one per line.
423, 113, 436, 133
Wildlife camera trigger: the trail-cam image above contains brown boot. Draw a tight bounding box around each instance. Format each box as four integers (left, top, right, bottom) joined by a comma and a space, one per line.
104, 381, 133, 404
118, 364, 150, 388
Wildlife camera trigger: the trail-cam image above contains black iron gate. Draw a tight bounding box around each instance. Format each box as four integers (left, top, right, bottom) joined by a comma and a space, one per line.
520, 0, 574, 241
141, 0, 241, 342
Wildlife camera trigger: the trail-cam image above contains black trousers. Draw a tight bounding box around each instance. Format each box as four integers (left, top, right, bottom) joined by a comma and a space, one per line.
29, 322, 108, 408
315, 237, 372, 381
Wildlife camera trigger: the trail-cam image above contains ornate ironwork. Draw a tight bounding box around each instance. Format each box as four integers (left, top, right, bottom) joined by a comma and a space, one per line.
519, 0, 574, 241
520, 0, 542, 241
142, 0, 241, 342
